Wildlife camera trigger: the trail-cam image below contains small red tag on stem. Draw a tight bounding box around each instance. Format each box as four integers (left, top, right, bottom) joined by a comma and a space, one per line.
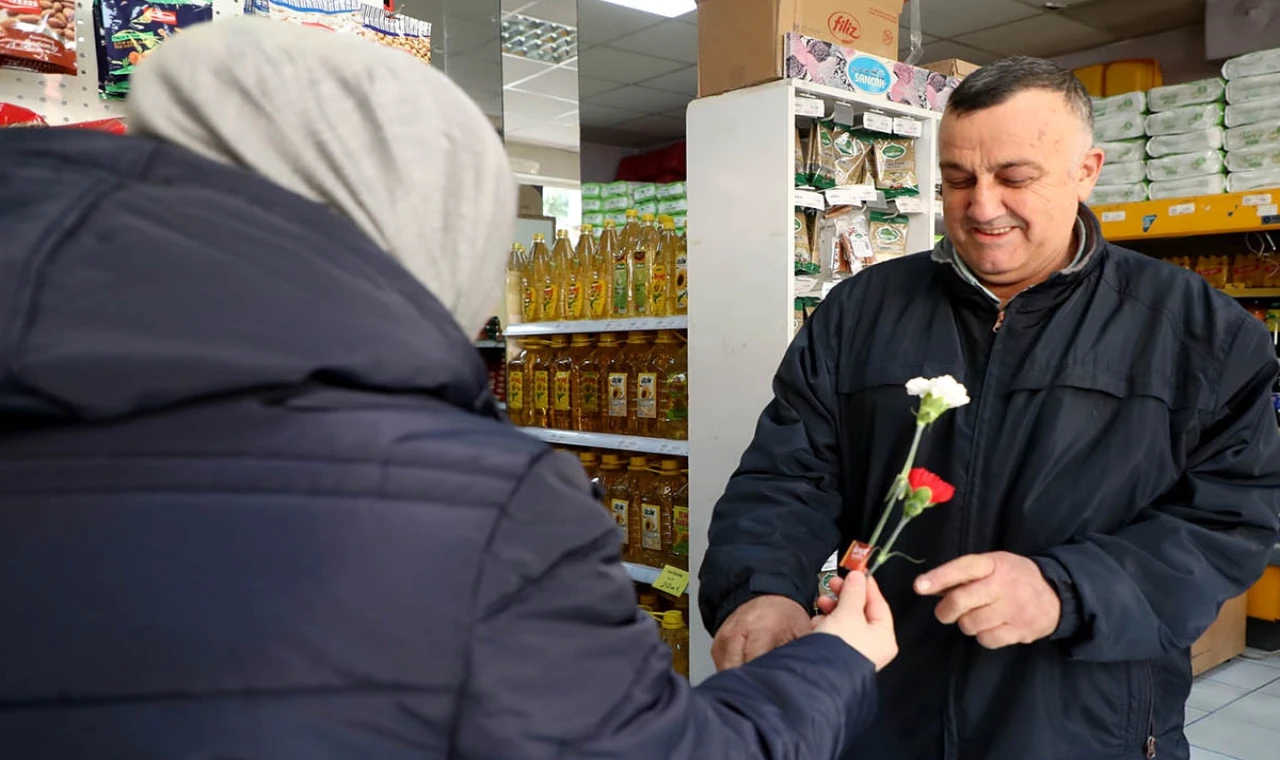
840, 541, 875, 573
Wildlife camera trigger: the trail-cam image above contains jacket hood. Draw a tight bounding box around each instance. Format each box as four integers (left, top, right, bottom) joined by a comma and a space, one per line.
0, 129, 495, 423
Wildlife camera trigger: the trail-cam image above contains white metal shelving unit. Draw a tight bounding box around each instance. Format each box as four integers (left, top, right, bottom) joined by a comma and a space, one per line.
518, 427, 689, 456
685, 78, 941, 684
505, 315, 688, 336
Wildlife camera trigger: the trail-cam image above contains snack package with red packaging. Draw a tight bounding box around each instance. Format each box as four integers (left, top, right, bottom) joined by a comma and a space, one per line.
58, 117, 128, 134
0, 0, 78, 75
0, 102, 47, 127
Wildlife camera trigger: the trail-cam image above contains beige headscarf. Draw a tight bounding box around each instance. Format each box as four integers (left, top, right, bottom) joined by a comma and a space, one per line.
127, 16, 515, 337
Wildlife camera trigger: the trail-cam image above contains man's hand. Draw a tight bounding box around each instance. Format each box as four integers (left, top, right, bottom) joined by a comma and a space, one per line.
914, 552, 1061, 649
813, 573, 899, 671
711, 595, 811, 671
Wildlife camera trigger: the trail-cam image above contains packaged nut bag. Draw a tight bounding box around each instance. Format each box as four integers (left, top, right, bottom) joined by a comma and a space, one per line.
808, 120, 837, 189
0, 0, 78, 75
869, 212, 909, 261
96, 0, 213, 99
0, 101, 46, 127
871, 136, 919, 192
360, 4, 430, 66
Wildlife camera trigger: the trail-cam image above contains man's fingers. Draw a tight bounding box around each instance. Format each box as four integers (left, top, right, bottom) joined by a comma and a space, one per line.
915, 554, 997, 596
863, 575, 893, 626
976, 624, 1022, 650
956, 603, 1004, 637
934, 579, 1000, 625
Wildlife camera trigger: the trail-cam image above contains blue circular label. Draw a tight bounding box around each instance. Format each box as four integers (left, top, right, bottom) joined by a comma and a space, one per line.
846, 56, 892, 95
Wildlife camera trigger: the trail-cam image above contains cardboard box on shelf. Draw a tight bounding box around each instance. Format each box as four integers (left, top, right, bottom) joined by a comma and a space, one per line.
921, 58, 981, 79
697, 0, 903, 98
784, 33, 960, 113
1191, 593, 1247, 677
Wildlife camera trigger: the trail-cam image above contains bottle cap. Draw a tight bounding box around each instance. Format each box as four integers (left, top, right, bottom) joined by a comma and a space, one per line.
662, 610, 684, 629
629, 456, 649, 469
579, 452, 599, 465
661, 459, 680, 472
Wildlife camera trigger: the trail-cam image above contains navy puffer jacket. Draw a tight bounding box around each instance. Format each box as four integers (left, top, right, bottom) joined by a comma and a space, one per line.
0, 129, 876, 759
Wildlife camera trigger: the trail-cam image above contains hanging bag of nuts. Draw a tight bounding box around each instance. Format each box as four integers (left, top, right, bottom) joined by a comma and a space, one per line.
359, 5, 430, 66
0, 0, 78, 75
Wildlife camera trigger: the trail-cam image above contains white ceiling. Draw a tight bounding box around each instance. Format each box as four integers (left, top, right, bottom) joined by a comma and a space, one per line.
488, 0, 1208, 152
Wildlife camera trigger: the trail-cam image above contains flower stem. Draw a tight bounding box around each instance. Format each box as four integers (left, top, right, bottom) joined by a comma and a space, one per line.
867, 420, 927, 549
869, 514, 912, 576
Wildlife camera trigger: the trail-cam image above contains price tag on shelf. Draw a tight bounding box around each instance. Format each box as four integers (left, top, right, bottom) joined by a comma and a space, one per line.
892, 117, 923, 137
831, 101, 856, 126
859, 112, 895, 134
795, 96, 825, 118
1168, 202, 1196, 217
1243, 193, 1273, 207
1100, 211, 1126, 223
652, 565, 690, 596
1257, 204, 1279, 217
892, 196, 925, 214
825, 185, 878, 207
794, 189, 827, 210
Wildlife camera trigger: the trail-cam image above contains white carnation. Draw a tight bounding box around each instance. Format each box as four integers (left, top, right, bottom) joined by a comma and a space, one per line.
905, 375, 971, 411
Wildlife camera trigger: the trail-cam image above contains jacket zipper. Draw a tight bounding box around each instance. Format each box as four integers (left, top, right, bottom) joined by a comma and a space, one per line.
1144, 662, 1157, 758
993, 305, 1006, 333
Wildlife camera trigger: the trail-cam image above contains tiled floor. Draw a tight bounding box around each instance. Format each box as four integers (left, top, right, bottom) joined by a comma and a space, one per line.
1187, 650, 1280, 760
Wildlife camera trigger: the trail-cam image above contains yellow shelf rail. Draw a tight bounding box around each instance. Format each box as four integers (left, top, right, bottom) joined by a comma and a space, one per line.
1092, 188, 1280, 242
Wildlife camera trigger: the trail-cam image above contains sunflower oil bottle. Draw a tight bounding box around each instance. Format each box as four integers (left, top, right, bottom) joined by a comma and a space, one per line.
635, 334, 665, 438
660, 610, 690, 678
626, 456, 657, 563
505, 339, 529, 427
668, 461, 689, 571
599, 454, 631, 559
596, 332, 627, 434
612, 213, 640, 317
651, 331, 687, 440
639, 458, 681, 567
506, 243, 529, 324
517, 243, 540, 324
578, 450, 599, 484
548, 334, 573, 430
579, 225, 608, 321
569, 334, 601, 432
531, 233, 559, 322
674, 231, 688, 315
609, 331, 651, 435
630, 214, 659, 317
648, 221, 675, 316
555, 229, 585, 321
527, 338, 551, 428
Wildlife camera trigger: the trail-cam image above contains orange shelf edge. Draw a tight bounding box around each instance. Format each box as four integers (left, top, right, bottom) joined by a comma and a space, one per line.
1092, 188, 1280, 242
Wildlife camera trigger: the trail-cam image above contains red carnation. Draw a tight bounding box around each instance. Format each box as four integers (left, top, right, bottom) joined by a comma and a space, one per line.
908, 468, 955, 505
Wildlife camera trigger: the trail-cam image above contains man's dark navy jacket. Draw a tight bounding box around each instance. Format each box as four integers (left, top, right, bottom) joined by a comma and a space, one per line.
0, 128, 880, 759
701, 206, 1280, 760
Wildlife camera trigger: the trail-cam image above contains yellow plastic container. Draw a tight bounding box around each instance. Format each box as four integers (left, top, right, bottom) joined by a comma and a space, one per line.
1247, 566, 1280, 622
1073, 64, 1104, 98
1103, 59, 1162, 96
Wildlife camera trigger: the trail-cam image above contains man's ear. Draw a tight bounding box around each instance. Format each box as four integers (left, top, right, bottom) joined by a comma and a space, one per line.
1075, 146, 1106, 203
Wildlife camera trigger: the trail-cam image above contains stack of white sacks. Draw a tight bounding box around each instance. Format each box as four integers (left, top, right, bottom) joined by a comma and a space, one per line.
1222, 48, 1280, 194
1091, 91, 1150, 204
1141, 78, 1226, 201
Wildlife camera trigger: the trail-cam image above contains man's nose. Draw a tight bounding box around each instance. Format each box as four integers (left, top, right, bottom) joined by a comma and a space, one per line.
967, 179, 1006, 223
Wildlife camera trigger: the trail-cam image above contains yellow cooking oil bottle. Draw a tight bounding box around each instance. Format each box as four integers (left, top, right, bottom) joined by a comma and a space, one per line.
649, 330, 687, 440
630, 214, 659, 317
626, 456, 658, 564
598, 454, 632, 560
612, 213, 640, 317
548, 334, 573, 431
674, 230, 688, 315
527, 338, 551, 429
578, 225, 607, 321
530, 233, 559, 322
569, 334, 601, 432
505, 339, 529, 427
667, 460, 689, 571
554, 229, 585, 321
660, 610, 689, 677
506, 243, 528, 324
597, 332, 628, 434
612, 331, 652, 435
648, 221, 675, 316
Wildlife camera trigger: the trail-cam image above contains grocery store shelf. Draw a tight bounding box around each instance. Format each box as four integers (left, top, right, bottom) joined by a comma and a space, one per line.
1221, 287, 1280, 299
473, 339, 505, 348
505, 316, 688, 336
1092, 188, 1280, 242
518, 427, 689, 455
792, 79, 942, 123
623, 562, 662, 585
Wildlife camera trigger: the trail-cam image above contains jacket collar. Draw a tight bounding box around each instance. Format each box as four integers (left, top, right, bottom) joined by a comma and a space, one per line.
932, 203, 1106, 308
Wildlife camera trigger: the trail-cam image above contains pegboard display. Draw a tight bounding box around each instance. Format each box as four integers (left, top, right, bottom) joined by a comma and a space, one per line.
0, 0, 242, 125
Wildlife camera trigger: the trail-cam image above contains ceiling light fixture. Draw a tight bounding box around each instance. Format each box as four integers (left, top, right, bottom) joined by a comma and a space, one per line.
596, 0, 696, 18
1042, 1, 1067, 8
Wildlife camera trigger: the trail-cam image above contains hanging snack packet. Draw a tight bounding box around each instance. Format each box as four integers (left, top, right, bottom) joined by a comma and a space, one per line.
869, 212, 909, 260
0, 102, 46, 127
96, 0, 213, 99
809, 120, 838, 189
832, 124, 871, 187
795, 127, 807, 186
360, 5, 431, 66
0, 0, 77, 75
794, 210, 816, 274
871, 136, 919, 193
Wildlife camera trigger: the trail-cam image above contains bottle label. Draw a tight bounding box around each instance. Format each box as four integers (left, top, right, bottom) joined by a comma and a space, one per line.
579, 371, 600, 413
612, 262, 629, 315
608, 373, 628, 417
611, 498, 629, 539
533, 370, 550, 411
521, 284, 537, 321
641, 503, 662, 550
672, 506, 688, 557
540, 285, 558, 319
650, 264, 667, 311
675, 254, 689, 310
508, 374, 524, 410
665, 371, 688, 421
554, 371, 572, 411
632, 255, 649, 314
637, 373, 658, 419
565, 282, 582, 318
588, 280, 606, 318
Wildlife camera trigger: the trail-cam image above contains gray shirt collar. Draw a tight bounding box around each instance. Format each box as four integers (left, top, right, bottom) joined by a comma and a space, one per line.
931, 214, 1090, 305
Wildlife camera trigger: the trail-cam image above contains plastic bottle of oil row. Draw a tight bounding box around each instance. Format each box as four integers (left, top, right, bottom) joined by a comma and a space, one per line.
569, 333, 600, 432
527, 338, 551, 429
548, 334, 573, 431
626, 455, 656, 565
555, 229, 585, 321
531, 233, 559, 323
599, 454, 632, 561
630, 214, 659, 317
505, 339, 530, 427
611, 215, 638, 317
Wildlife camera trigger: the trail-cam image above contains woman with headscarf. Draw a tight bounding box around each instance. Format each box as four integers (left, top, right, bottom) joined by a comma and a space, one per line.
0, 17, 895, 759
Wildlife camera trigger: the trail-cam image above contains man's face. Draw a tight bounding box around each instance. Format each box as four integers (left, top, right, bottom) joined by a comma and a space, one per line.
939, 89, 1104, 293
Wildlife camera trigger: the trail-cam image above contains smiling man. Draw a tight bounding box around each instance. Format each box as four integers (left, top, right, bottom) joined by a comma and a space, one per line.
699, 57, 1280, 760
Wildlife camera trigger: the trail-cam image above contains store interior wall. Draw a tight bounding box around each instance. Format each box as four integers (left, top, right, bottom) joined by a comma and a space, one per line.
1051, 24, 1222, 85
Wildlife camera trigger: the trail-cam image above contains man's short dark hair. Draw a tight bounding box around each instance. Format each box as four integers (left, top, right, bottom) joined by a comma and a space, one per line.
946, 56, 1094, 138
